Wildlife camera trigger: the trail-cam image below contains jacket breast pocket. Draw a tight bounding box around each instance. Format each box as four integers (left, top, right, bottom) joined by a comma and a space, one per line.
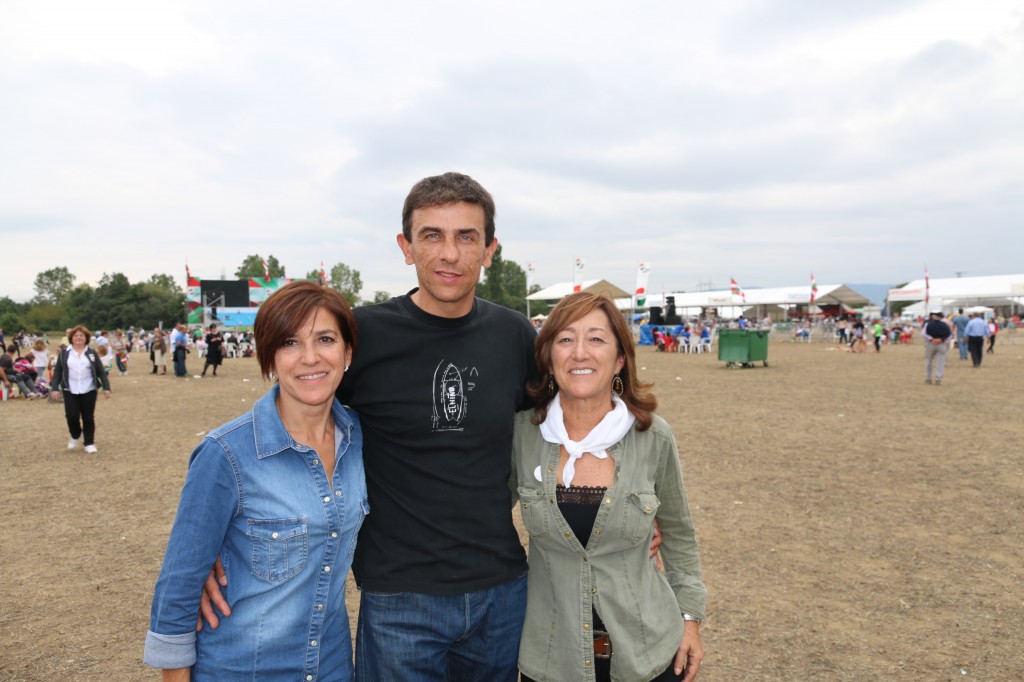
247, 517, 308, 583
620, 492, 660, 546
517, 487, 551, 538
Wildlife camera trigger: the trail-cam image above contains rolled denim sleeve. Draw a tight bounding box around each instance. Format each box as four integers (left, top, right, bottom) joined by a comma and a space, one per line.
143, 630, 196, 669
144, 438, 239, 669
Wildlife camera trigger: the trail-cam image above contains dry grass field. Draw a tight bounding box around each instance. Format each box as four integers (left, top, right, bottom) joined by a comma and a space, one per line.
2, 334, 1022, 681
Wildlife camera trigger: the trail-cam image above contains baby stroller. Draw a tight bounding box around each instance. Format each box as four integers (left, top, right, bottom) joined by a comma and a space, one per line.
34, 378, 51, 397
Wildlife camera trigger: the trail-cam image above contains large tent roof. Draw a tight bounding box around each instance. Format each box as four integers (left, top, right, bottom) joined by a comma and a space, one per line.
888, 274, 1024, 305
527, 279, 631, 300
623, 284, 871, 311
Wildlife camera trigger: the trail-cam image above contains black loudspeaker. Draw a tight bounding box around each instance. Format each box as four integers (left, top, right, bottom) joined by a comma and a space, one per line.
649, 306, 663, 325
666, 296, 676, 307
665, 309, 680, 325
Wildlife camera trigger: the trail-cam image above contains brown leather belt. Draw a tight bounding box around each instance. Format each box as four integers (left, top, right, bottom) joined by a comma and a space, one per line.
593, 631, 613, 659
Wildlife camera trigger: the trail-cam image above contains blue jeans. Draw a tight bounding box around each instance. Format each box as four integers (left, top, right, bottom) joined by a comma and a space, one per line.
355, 574, 527, 682
958, 336, 969, 359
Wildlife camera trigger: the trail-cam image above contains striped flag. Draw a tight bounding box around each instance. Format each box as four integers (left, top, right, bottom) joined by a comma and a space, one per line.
635, 262, 651, 307
810, 272, 818, 306
573, 257, 585, 293
925, 265, 930, 307
730, 277, 746, 303
526, 262, 535, 290
262, 258, 271, 282
319, 260, 327, 286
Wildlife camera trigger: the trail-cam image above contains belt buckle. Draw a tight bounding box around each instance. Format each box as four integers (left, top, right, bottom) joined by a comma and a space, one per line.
592, 630, 612, 659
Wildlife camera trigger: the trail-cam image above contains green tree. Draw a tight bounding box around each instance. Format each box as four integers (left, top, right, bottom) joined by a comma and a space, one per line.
235, 254, 286, 279
148, 273, 183, 295
32, 266, 76, 305
476, 245, 528, 314
62, 284, 95, 328
0, 296, 28, 332
328, 262, 363, 305
371, 291, 391, 304
24, 304, 64, 332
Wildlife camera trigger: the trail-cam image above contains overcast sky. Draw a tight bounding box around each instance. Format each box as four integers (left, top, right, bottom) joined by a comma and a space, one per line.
2, 0, 1021, 304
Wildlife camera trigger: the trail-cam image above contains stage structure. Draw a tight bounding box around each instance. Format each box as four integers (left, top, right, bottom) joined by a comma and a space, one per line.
186, 276, 293, 327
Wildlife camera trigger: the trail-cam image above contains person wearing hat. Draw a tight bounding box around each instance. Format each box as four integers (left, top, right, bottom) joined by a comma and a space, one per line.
921, 308, 952, 384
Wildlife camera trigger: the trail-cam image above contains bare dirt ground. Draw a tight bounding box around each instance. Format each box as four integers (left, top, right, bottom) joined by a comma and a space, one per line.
2, 334, 1022, 681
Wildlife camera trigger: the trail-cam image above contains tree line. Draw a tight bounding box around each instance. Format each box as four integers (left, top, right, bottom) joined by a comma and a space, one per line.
1, 250, 543, 333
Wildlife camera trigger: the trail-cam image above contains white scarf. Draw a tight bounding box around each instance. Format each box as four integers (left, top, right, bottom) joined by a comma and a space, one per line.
539, 393, 635, 487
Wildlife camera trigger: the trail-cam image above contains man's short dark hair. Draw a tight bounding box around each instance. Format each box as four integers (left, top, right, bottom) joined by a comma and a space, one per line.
401, 172, 496, 246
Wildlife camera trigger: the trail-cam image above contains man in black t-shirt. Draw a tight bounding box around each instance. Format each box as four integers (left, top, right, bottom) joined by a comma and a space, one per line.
338, 173, 536, 681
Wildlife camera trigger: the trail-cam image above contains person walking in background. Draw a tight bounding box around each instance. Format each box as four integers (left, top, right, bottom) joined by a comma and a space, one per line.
151, 328, 168, 375
951, 308, 969, 361
872, 319, 884, 353
171, 323, 188, 377
964, 312, 989, 368
50, 326, 111, 453
112, 331, 129, 375
986, 317, 999, 354
921, 308, 952, 385
201, 324, 224, 377
32, 338, 50, 382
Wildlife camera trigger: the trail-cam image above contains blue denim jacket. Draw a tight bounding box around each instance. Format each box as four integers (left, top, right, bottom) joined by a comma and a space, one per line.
144, 385, 368, 681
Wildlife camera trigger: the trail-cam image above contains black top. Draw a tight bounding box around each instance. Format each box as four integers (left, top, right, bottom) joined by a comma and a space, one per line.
557, 484, 608, 632
339, 291, 537, 594
924, 319, 953, 341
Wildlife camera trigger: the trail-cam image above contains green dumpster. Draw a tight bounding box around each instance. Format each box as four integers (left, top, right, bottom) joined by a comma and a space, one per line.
718, 329, 770, 368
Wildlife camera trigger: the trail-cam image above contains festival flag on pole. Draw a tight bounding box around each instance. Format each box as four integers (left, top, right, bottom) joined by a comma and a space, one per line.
526, 262, 535, 290
635, 262, 651, 307
730, 277, 746, 303
319, 260, 327, 286
810, 272, 818, 306
262, 258, 271, 282
924, 265, 930, 307
185, 261, 191, 282
573, 257, 585, 293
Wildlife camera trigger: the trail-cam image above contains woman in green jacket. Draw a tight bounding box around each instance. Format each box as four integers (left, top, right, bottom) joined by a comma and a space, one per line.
514, 293, 706, 682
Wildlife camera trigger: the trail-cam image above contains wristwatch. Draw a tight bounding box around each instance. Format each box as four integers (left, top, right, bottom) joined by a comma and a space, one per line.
682, 613, 701, 624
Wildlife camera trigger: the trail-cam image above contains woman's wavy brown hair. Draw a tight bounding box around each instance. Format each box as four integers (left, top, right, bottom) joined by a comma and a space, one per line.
526, 292, 656, 430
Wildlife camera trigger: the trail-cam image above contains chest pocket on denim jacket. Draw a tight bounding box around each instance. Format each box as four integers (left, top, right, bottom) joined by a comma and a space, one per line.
621, 492, 660, 545
517, 487, 551, 538
247, 517, 308, 583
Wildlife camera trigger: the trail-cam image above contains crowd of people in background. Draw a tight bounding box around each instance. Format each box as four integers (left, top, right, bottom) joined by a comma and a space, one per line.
1, 323, 256, 403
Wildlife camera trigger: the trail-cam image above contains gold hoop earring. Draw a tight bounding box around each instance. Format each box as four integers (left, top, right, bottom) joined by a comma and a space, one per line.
612, 373, 624, 397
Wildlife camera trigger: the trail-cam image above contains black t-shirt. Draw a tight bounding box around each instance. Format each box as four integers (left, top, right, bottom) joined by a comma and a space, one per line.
339, 291, 537, 594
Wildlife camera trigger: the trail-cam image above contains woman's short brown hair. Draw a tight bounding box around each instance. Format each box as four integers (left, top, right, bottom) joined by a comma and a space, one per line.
527, 292, 657, 430
254, 280, 358, 380
68, 325, 92, 345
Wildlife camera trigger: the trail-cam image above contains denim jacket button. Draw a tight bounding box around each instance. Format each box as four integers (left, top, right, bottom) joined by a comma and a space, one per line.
271, 532, 279, 539
316, 603, 325, 611
306, 676, 313, 681
310, 640, 317, 647
323, 496, 331, 503
312, 459, 319, 466
323, 566, 331, 572
331, 531, 338, 538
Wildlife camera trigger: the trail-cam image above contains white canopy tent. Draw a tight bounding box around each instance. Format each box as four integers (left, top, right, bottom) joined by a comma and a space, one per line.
622, 284, 871, 320
888, 274, 1024, 314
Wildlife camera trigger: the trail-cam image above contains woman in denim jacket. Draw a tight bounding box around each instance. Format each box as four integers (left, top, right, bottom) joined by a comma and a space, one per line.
514, 293, 706, 682
145, 281, 368, 682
